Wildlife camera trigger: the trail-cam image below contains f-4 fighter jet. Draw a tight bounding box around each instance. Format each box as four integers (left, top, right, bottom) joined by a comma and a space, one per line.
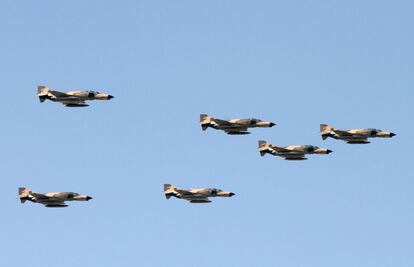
200, 114, 275, 135
258, 140, 332, 160
19, 187, 92, 208
164, 184, 235, 203
320, 124, 396, 144
37, 86, 114, 107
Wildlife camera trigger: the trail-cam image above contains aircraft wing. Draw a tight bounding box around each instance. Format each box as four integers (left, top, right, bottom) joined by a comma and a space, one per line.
333, 129, 354, 136
48, 90, 71, 98
29, 192, 68, 207
269, 145, 293, 153
213, 118, 233, 126
175, 189, 191, 196
29, 192, 49, 200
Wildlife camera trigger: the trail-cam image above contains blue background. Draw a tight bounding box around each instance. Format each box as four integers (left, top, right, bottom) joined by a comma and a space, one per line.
0, 1, 412, 266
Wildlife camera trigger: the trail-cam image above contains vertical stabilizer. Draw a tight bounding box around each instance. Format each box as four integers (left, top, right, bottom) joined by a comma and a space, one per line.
164, 184, 177, 199
37, 86, 51, 103
200, 114, 214, 130
258, 140, 270, 156
18, 187, 31, 203
320, 124, 334, 140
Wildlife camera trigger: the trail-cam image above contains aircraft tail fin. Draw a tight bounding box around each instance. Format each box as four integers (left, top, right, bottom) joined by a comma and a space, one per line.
164, 184, 177, 199
320, 124, 334, 140
18, 187, 31, 203
37, 86, 50, 103
258, 140, 270, 156
200, 114, 214, 130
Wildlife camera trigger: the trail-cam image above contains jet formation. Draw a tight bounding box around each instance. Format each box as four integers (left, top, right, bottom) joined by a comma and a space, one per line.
164, 184, 235, 203
200, 114, 275, 135
258, 140, 332, 160
22, 89, 396, 206
37, 86, 114, 107
320, 124, 396, 144
19, 187, 92, 208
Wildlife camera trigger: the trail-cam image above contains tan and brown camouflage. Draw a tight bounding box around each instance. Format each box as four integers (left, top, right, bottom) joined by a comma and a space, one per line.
19, 187, 92, 208
200, 114, 275, 135
164, 184, 235, 203
320, 124, 396, 144
37, 86, 114, 107
258, 140, 332, 160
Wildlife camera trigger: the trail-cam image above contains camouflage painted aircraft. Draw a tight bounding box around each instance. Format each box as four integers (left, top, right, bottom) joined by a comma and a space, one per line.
320, 124, 396, 144
37, 86, 114, 107
258, 140, 332, 160
19, 187, 92, 208
164, 184, 235, 203
200, 114, 275, 135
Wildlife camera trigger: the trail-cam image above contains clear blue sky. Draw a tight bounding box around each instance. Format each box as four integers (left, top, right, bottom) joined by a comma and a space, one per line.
0, 1, 413, 266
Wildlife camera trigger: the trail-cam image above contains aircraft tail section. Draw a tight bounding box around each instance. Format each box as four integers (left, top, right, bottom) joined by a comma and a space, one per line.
18, 187, 31, 203
164, 184, 177, 199
320, 124, 334, 140
37, 86, 50, 103
258, 140, 270, 156
200, 114, 214, 130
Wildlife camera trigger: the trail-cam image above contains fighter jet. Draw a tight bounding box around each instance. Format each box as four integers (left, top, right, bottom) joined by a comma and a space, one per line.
19, 187, 92, 208
37, 85, 114, 107
200, 114, 275, 135
164, 184, 235, 203
258, 140, 332, 160
320, 124, 396, 144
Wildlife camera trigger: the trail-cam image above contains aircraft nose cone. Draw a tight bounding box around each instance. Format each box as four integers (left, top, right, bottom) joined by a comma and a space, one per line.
107, 95, 114, 100
390, 132, 396, 137
327, 149, 333, 154
269, 122, 276, 127
229, 193, 235, 197
86, 196, 93, 201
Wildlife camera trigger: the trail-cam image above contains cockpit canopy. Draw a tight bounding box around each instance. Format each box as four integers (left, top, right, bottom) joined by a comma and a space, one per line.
67, 192, 79, 198
210, 188, 223, 194
86, 90, 101, 98
367, 128, 381, 135
304, 145, 317, 152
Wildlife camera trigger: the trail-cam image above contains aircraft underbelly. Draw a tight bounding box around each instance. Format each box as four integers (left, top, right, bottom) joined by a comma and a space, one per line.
37, 199, 63, 204
56, 95, 86, 102
339, 135, 367, 141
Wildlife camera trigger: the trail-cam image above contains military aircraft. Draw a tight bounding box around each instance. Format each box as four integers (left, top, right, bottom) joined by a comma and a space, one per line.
320, 124, 396, 144
258, 140, 332, 160
164, 184, 235, 203
37, 86, 114, 107
200, 114, 275, 135
19, 187, 92, 208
